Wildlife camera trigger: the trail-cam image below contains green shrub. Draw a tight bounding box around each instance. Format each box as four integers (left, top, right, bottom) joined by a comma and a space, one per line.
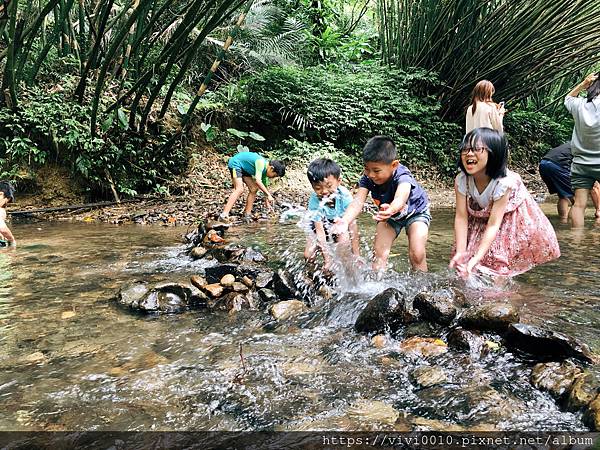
504, 109, 572, 167
0, 79, 187, 196
232, 65, 461, 177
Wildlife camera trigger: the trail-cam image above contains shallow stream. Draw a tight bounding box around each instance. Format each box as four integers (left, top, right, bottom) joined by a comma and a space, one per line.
1, 205, 599, 431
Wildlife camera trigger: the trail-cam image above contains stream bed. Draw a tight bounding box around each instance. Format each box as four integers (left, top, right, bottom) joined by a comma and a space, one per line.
1, 206, 599, 431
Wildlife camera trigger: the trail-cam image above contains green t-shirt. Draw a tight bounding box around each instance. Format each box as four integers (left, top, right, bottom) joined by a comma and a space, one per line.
227, 152, 269, 185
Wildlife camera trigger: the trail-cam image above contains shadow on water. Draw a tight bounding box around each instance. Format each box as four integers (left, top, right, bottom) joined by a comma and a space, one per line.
0, 206, 597, 431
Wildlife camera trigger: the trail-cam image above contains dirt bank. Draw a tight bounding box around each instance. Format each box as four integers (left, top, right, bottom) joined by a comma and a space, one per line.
7, 147, 548, 226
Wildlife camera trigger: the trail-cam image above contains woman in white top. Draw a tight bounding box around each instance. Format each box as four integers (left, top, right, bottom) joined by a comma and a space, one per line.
465, 80, 505, 134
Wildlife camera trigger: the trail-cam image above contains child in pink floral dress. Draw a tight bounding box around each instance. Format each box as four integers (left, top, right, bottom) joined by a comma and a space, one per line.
449, 128, 560, 278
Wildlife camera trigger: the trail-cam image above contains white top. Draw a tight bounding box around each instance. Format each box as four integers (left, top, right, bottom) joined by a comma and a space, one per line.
465, 102, 503, 134
455, 172, 512, 209
564, 95, 600, 165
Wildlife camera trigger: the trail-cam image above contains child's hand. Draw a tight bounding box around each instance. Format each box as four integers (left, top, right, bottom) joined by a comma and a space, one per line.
330, 218, 348, 235
449, 251, 469, 269
373, 204, 395, 221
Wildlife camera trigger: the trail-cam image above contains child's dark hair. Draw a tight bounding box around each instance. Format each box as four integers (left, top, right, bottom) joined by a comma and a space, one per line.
363, 136, 397, 164
270, 160, 286, 177
588, 72, 600, 103
458, 128, 508, 179
307, 158, 341, 184
0, 181, 15, 203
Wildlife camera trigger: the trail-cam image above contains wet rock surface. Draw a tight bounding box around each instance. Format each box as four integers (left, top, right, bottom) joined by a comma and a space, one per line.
270, 300, 307, 320
505, 323, 595, 363
413, 289, 458, 325
458, 302, 519, 332
116, 282, 196, 313
398, 337, 448, 358
354, 288, 419, 333
410, 366, 448, 387
531, 361, 582, 399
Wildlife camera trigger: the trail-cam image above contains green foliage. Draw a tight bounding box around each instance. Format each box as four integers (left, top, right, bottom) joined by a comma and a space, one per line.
504, 109, 572, 167
271, 138, 363, 184
378, 0, 600, 118
235, 65, 460, 176
0, 82, 187, 195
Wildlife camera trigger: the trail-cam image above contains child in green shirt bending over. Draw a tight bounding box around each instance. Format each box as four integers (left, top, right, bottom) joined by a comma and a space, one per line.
220, 152, 285, 220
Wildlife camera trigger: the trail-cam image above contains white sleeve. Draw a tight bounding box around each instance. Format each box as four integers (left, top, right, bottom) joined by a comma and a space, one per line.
492, 176, 514, 200
564, 95, 581, 115
455, 173, 468, 196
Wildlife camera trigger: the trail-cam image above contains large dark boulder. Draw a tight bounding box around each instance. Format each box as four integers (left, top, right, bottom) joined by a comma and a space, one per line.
505, 323, 595, 363
354, 288, 419, 333
413, 289, 459, 325
458, 303, 519, 332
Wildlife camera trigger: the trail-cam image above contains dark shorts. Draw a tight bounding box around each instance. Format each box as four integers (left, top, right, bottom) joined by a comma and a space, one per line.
539, 159, 573, 198
571, 162, 600, 190
229, 167, 252, 178
386, 209, 431, 237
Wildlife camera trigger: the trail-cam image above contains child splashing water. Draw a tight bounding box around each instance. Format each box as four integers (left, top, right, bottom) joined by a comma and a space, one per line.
450, 128, 560, 278
304, 158, 360, 281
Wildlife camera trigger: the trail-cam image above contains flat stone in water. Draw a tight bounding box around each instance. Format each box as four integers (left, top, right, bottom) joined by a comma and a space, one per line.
505, 323, 595, 363
117, 282, 149, 308
398, 337, 448, 358
458, 302, 519, 332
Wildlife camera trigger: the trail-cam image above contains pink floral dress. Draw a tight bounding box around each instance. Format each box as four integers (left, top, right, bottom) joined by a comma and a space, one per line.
453, 170, 560, 277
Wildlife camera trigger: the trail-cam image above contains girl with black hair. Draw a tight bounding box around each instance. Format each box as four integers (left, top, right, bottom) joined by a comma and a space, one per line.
449, 128, 559, 278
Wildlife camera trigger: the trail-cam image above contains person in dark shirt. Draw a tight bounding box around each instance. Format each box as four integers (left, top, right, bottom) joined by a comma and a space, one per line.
332, 136, 430, 271
539, 142, 600, 223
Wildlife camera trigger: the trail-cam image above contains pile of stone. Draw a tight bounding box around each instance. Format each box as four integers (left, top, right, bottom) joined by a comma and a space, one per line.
113, 221, 309, 321
354, 286, 600, 430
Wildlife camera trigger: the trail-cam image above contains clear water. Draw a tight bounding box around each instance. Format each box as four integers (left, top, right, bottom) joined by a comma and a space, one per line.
0, 205, 598, 431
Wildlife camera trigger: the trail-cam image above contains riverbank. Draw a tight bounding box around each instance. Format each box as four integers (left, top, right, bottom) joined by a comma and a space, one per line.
7, 146, 548, 225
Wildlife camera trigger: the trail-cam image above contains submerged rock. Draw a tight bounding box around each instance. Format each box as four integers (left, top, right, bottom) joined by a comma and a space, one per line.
531, 361, 582, 399
116, 282, 199, 313
458, 303, 519, 332
213, 292, 251, 312
346, 399, 400, 427
447, 328, 486, 360
413, 289, 458, 325
117, 282, 150, 309
189, 246, 208, 260
354, 288, 419, 334
410, 366, 448, 387
270, 300, 307, 320
398, 337, 448, 358
504, 323, 595, 363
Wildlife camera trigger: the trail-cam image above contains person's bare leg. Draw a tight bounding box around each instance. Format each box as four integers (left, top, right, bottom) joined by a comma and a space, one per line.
571, 188, 590, 228
242, 176, 258, 216
222, 175, 245, 216
557, 197, 570, 223
406, 221, 429, 272
373, 221, 396, 271
591, 182, 600, 218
